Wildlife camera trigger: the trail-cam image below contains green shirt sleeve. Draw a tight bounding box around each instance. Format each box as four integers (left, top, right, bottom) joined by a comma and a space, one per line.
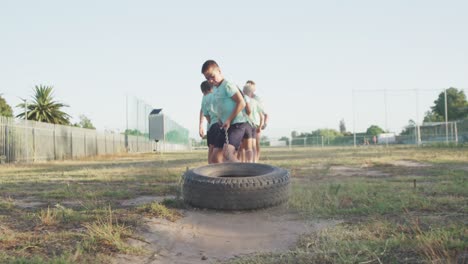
225, 82, 238, 97
200, 96, 206, 116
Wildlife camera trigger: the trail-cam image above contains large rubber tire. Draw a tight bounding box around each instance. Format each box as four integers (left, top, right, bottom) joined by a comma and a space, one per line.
183, 163, 290, 210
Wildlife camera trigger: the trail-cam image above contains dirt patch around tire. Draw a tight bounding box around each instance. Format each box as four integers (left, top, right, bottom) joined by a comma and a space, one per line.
112, 207, 336, 264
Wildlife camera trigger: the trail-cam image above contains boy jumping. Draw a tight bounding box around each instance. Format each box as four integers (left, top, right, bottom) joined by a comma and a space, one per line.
201, 60, 248, 163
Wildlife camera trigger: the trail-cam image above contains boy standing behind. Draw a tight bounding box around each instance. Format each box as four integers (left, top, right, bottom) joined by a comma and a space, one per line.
243, 83, 264, 163
201, 60, 247, 163
246, 80, 268, 162
199, 81, 218, 163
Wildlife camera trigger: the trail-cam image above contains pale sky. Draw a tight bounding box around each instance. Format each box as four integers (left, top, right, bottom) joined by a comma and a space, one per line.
1, 0, 467, 138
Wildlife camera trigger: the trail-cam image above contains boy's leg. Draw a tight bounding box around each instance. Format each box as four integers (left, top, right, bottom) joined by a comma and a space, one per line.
244, 138, 254, 163
239, 123, 253, 163
243, 124, 254, 163
211, 147, 223, 163
208, 145, 214, 164
222, 123, 248, 163
255, 129, 261, 162
223, 144, 238, 162
237, 142, 245, 162
212, 124, 225, 163
251, 138, 257, 163
206, 133, 211, 163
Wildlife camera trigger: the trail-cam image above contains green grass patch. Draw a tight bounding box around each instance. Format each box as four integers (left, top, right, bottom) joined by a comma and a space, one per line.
82, 207, 138, 254
225, 219, 467, 264
98, 190, 132, 199
161, 197, 186, 209
150, 184, 179, 195
136, 202, 181, 221
0, 198, 14, 211
289, 179, 439, 217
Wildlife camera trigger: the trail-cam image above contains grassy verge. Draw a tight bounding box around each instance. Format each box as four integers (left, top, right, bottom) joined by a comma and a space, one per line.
226, 219, 466, 264
0, 148, 466, 263
226, 146, 467, 263
0, 152, 203, 263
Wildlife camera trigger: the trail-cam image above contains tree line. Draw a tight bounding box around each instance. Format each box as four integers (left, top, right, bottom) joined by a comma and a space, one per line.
280, 87, 468, 142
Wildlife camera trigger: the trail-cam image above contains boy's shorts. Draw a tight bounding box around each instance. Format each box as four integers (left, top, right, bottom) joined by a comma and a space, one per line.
207, 123, 221, 146
243, 123, 255, 139
214, 122, 249, 150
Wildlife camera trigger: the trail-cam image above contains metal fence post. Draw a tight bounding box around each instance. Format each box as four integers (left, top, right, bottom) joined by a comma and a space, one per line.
5, 125, 9, 163
417, 125, 421, 146
104, 134, 107, 154
84, 132, 87, 157
24, 121, 28, 163
53, 125, 57, 160
32, 127, 36, 162
450, 122, 454, 142
70, 130, 73, 159
95, 133, 98, 156
444, 88, 448, 145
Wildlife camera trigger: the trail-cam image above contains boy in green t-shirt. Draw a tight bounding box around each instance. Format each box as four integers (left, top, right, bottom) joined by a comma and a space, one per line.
246, 80, 268, 162
199, 80, 218, 163
241, 83, 264, 162
201, 60, 248, 163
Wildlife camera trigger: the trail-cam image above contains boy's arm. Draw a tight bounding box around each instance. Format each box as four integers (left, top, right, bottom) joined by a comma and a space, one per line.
199, 109, 205, 138
244, 96, 252, 115
222, 90, 246, 130
256, 96, 268, 130
258, 112, 265, 133
262, 112, 268, 130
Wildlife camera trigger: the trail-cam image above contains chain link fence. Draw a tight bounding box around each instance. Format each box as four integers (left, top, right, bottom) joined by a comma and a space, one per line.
126, 95, 190, 151
351, 88, 467, 146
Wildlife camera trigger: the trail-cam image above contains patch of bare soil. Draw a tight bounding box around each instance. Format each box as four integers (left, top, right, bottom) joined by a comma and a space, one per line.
14, 199, 46, 209
329, 166, 390, 177
390, 160, 432, 167
120, 195, 176, 207
295, 164, 327, 171
112, 207, 336, 264
12, 199, 83, 209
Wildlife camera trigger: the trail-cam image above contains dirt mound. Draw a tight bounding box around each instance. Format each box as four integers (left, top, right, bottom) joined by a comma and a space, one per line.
390, 160, 432, 167
113, 207, 335, 264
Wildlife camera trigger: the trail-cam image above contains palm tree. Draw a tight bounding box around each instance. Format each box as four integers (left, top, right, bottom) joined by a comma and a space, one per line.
16, 85, 71, 124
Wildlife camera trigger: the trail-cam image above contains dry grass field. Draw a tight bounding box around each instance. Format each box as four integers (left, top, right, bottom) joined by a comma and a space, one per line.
0, 146, 466, 263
